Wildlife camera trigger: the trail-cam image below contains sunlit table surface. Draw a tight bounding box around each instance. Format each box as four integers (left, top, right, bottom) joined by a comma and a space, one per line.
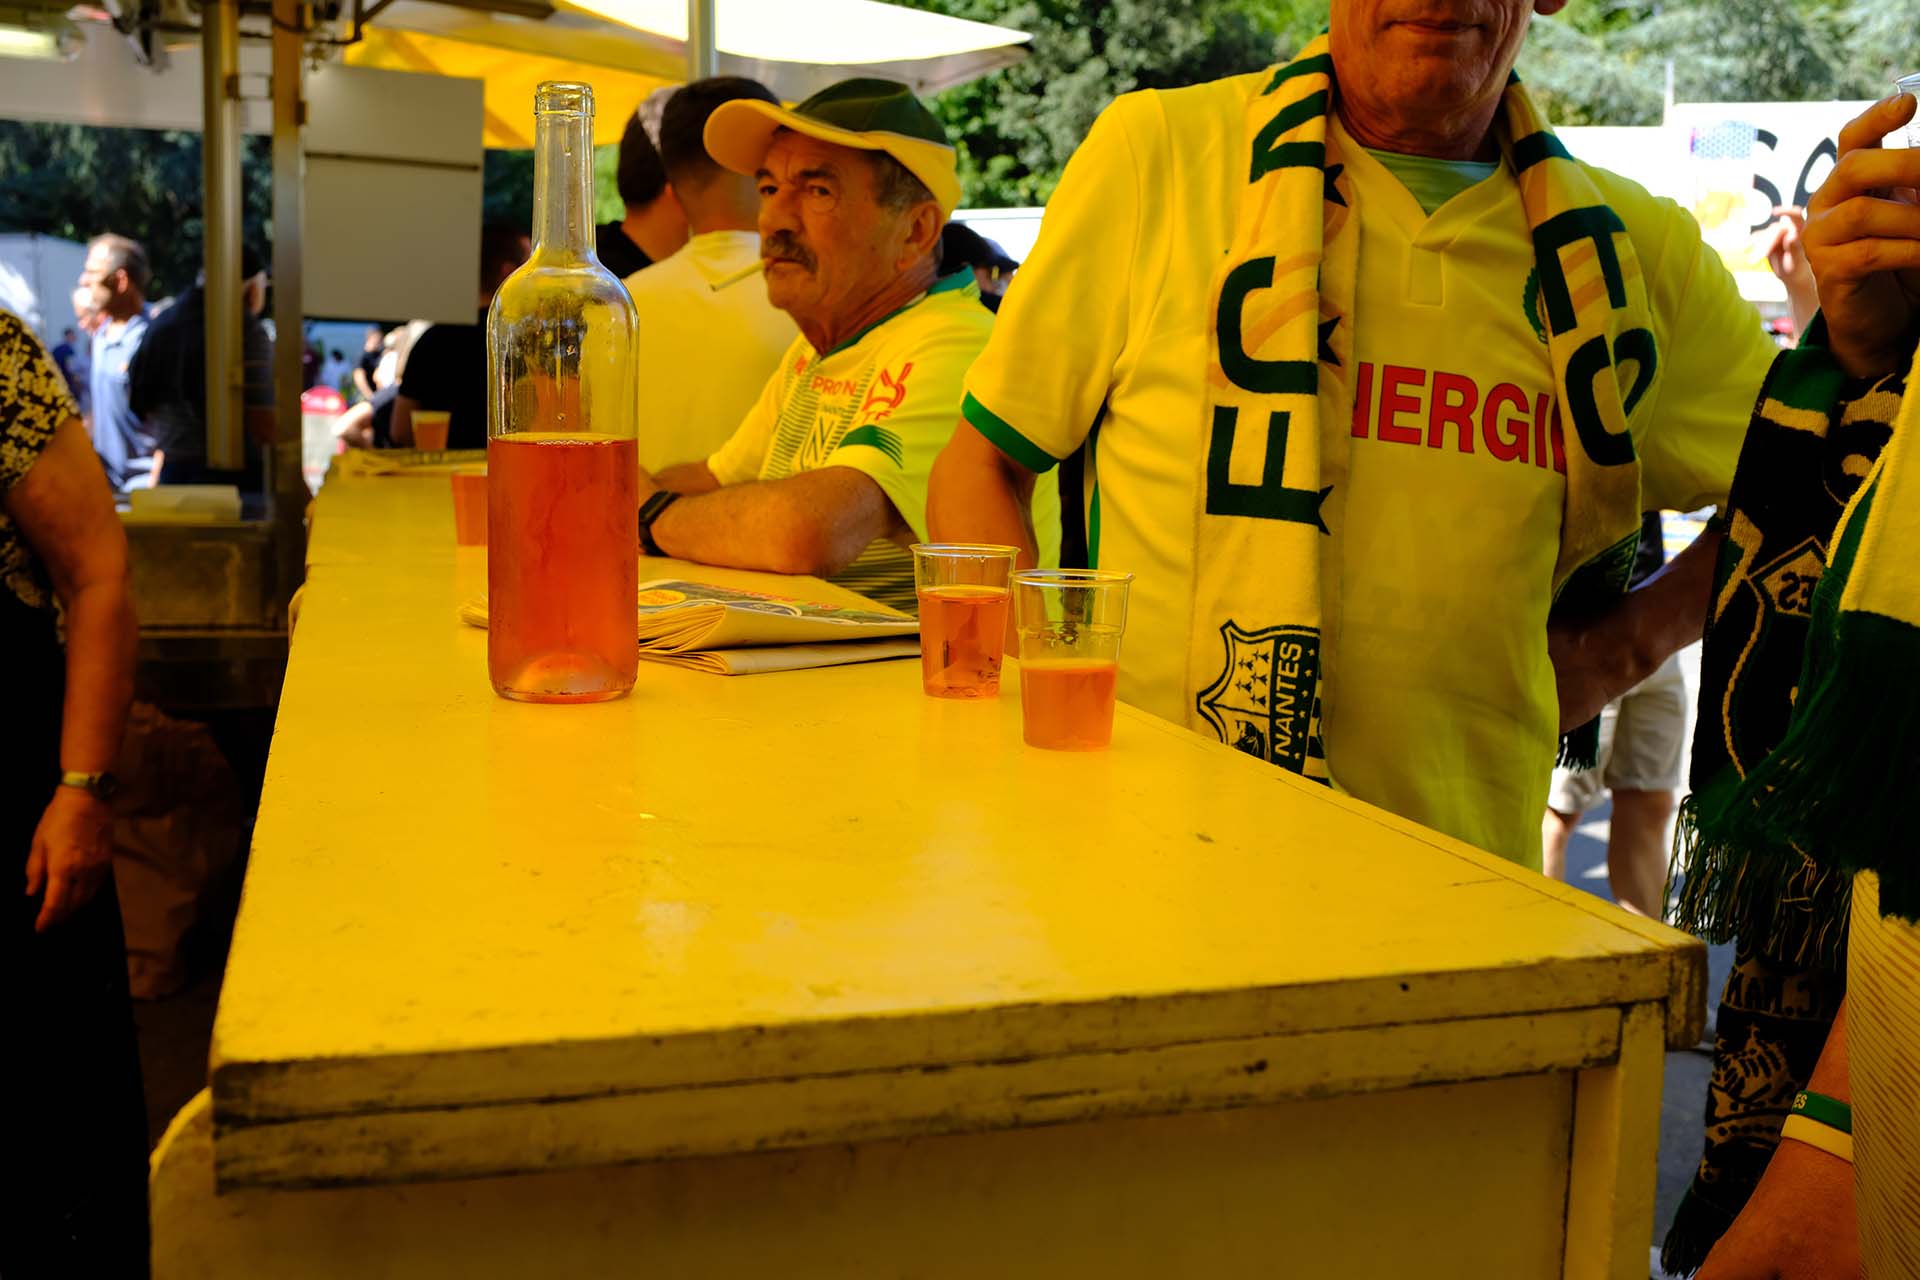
203, 465, 1704, 1264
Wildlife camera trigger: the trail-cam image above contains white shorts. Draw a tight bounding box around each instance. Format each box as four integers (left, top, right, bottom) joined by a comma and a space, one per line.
1546, 650, 1689, 817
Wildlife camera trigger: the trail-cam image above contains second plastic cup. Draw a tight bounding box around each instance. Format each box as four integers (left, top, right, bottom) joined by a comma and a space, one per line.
1900, 72, 1920, 147
1012, 569, 1133, 750
451, 470, 488, 545
911, 543, 1018, 698
413, 410, 451, 451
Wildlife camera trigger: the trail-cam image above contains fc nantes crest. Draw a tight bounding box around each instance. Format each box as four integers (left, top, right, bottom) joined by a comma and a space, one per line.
1196, 621, 1323, 774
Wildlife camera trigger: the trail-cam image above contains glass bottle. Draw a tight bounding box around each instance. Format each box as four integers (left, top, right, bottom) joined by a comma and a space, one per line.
487, 81, 640, 703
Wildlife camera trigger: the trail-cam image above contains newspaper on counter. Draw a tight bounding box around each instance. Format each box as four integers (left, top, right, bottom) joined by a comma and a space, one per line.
459, 579, 920, 675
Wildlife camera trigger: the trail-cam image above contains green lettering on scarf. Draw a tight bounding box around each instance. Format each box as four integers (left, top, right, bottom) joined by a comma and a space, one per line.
1205, 405, 1331, 531
1217, 258, 1319, 396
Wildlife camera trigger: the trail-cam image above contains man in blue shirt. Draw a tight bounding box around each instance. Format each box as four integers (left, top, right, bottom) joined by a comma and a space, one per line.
77, 234, 156, 491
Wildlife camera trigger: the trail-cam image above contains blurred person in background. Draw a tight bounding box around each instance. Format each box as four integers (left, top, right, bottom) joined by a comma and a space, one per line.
318, 347, 352, 396
76, 233, 156, 491
938, 221, 1019, 312
393, 229, 529, 450
128, 243, 275, 488
336, 321, 426, 450
51, 326, 87, 409
351, 324, 385, 402
596, 89, 686, 279
1760, 205, 1819, 342
625, 75, 795, 472
0, 307, 148, 1276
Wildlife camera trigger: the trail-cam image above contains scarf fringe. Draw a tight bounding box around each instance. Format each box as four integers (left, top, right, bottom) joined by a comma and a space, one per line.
1660, 1185, 1737, 1278
1667, 793, 1852, 973
1556, 718, 1600, 770
1717, 610, 1920, 926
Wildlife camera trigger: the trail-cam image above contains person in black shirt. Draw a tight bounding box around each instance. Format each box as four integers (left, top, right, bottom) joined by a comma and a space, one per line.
938, 222, 1019, 313
593, 95, 687, 279
393, 226, 529, 450
128, 242, 276, 488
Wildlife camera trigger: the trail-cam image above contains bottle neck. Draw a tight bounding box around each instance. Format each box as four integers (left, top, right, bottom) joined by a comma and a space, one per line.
531, 109, 594, 257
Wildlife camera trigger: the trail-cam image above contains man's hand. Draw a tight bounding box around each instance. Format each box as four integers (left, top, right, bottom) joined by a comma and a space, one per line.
1696, 1139, 1859, 1280
1803, 94, 1920, 380
1546, 616, 1636, 735
24, 786, 114, 933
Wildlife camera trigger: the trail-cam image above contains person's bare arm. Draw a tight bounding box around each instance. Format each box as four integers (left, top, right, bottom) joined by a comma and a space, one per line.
6, 419, 137, 932
390, 395, 416, 447
654, 460, 721, 495
928, 420, 1041, 566
1548, 528, 1721, 734
649, 465, 899, 577
1698, 1001, 1855, 1280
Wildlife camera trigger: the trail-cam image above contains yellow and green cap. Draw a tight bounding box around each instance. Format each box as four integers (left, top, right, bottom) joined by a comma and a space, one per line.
703, 77, 961, 218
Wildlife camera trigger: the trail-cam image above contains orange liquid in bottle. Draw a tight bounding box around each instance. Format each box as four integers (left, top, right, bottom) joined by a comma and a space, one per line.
917, 584, 1010, 698
1019, 658, 1120, 750
487, 431, 639, 702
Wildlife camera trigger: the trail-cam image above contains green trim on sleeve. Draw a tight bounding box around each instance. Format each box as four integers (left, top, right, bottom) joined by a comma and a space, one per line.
961, 392, 1062, 474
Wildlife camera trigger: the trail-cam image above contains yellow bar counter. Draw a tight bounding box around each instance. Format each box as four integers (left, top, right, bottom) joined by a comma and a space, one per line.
150, 469, 1706, 1278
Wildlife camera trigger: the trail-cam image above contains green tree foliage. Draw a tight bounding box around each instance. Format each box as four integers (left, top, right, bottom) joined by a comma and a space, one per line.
0, 122, 272, 297
897, 0, 1325, 206
1523, 0, 1918, 124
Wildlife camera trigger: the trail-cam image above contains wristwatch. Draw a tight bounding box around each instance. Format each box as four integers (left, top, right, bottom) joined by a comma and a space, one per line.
637, 490, 681, 557
58, 769, 120, 802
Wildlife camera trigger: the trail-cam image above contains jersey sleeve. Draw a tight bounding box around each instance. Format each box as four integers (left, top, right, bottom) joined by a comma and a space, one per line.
706, 353, 787, 486
960, 93, 1151, 474
0, 311, 79, 494
1626, 192, 1779, 514
823, 303, 991, 542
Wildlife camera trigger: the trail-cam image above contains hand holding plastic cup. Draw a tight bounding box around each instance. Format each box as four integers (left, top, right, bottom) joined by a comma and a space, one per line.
1012, 569, 1132, 750
413, 410, 451, 452
450, 470, 487, 545
912, 543, 1018, 698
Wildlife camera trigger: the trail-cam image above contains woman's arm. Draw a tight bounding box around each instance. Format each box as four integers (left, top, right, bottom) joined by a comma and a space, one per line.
5, 418, 137, 931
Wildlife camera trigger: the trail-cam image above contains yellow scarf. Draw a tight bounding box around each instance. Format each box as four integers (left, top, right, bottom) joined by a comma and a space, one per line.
1193, 36, 1652, 778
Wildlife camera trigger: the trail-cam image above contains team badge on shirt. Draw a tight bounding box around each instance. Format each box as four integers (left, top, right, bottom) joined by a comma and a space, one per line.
1196, 621, 1323, 773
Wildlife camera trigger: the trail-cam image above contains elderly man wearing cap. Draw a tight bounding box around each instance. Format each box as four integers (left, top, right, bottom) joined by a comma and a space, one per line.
635, 78, 1057, 613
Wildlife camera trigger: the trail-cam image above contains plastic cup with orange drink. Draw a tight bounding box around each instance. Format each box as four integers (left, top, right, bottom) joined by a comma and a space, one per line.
1012, 568, 1133, 750
413, 410, 451, 452
911, 543, 1019, 698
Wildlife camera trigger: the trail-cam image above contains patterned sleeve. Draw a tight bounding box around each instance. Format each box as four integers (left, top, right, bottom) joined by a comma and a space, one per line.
0, 309, 80, 494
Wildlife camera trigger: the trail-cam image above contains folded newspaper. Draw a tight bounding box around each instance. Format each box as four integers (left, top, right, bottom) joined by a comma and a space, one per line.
459, 579, 920, 675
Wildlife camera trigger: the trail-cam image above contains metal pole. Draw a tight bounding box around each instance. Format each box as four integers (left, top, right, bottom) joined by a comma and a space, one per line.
687, 0, 716, 80
200, 0, 244, 471
269, 0, 307, 621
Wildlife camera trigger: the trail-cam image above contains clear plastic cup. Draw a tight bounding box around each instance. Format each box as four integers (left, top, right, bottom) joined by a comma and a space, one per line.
1900, 73, 1920, 147
450, 470, 487, 545
1012, 569, 1133, 750
911, 543, 1018, 698
413, 410, 451, 452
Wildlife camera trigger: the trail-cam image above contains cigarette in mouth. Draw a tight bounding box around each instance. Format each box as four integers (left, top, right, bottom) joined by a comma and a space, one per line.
708, 261, 766, 292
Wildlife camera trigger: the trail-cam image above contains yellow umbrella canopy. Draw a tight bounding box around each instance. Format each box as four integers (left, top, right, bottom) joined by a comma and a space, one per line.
348, 28, 673, 148
345, 0, 1028, 150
